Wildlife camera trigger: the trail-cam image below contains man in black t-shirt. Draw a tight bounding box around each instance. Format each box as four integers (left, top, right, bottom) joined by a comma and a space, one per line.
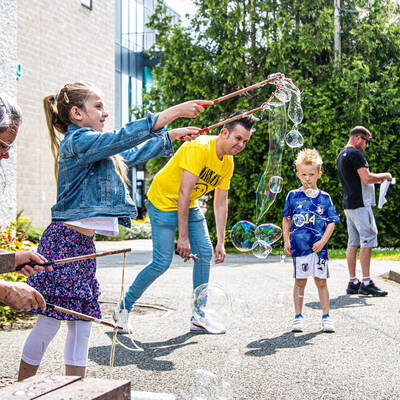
337, 126, 392, 296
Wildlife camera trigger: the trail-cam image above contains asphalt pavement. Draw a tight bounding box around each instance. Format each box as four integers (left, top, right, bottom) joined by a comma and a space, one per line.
1, 239, 400, 399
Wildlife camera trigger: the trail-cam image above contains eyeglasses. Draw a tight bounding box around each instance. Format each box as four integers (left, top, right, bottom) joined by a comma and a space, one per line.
359, 135, 370, 144
0, 137, 14, 155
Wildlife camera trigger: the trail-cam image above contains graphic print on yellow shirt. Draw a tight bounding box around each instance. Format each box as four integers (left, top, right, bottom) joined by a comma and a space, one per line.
147, 136, 234, 211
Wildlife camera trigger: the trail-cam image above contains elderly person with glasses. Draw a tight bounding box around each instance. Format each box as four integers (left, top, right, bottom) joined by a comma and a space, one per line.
0, 94, 51, 311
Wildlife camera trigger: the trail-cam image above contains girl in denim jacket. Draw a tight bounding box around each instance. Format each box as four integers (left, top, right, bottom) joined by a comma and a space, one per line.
18, 81, 211, 380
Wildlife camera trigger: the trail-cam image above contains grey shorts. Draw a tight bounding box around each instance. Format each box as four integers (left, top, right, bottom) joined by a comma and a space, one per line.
344, 206, 378, 248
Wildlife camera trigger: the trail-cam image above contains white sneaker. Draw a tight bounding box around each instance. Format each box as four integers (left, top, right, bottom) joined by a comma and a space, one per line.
322, 316, 335, 333
113, 305, 133, 334
292, 316, 304, 332
190, 316, 226, 334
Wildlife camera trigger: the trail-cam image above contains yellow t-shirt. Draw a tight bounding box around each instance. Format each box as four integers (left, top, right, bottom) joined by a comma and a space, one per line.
147, 135, 234, 211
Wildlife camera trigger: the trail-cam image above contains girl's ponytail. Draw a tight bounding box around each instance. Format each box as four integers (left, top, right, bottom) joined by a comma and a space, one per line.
43, 95, 66, 180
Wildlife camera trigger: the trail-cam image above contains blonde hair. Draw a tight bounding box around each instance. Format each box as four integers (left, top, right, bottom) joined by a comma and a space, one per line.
43, 82, 127, 183
295, 148, 323, 172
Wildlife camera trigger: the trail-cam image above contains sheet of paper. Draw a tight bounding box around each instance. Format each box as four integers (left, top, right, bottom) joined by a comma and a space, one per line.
378, 178, 396, 209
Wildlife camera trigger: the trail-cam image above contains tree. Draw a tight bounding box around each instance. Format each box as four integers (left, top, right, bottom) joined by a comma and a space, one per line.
142, 0, 400, 248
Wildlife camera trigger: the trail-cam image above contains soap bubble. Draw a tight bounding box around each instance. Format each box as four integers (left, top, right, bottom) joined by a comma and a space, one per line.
268, 176, 283, 193
252, 240, 272, 259
305, 188, 318, 198
192, 284, 229, 334
292, 214, 305, 227
230, 220, 257, 252
288, 93, 303, 125
285, 129, 304, 148
255, 223, 282, 245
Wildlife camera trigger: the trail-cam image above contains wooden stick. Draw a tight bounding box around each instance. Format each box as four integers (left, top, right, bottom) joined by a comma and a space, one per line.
197, 105, 265, 134
47, 303, 123, 330
17, 248, 132, 271
204, 73, 285, 107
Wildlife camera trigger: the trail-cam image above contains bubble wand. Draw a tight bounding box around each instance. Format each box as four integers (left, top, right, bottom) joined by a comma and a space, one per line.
16, 248, 132, 271
46, 303, 124, 330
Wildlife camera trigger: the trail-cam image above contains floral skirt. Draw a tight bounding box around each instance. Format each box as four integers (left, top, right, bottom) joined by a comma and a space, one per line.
27, 223, 101, 320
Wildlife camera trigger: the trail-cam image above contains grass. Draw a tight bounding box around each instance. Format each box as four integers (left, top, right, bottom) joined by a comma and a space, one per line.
226, 245, 400, 261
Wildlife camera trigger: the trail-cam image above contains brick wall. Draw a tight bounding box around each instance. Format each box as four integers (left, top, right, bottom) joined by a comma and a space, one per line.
0, 0, 18, 227
16, 0, 115, 226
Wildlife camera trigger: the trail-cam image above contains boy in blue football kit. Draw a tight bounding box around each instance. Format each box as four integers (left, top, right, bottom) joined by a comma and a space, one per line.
283, 149, 340, 333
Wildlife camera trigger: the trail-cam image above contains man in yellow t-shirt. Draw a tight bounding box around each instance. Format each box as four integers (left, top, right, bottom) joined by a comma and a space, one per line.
120, 111, 258, 333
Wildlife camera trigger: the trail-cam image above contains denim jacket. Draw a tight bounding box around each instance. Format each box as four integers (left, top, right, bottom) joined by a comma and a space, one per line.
51, 111, 173, 227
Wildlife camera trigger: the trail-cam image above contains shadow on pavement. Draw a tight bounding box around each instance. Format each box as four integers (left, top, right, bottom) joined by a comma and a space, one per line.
305, 294, 372, 310
245, 330, 322, 357
88, 332, 198, 371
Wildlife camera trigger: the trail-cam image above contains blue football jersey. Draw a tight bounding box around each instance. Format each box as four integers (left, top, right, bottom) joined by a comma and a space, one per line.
282, 188, 340, 259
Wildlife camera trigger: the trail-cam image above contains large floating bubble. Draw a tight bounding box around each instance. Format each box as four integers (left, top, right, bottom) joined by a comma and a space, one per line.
255, 223, 282, 245
285, 129, 304, 148
230, 220, 257, 252
292, 214, 305, 227
268, 176, 283, 193
288, 92, 303, 125
252, 239, 272, 259
192, 283, 229, 334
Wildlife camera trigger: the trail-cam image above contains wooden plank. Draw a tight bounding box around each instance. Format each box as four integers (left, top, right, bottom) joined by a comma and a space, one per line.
0, 253, 16, 274
37, 378, 131, 400
0, 375, 81, 399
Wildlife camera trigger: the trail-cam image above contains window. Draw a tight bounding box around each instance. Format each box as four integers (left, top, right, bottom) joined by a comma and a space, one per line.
81, 0, 92, 10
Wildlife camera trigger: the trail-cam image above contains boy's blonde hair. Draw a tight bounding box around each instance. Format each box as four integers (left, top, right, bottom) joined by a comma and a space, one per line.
295, 148, 323, 172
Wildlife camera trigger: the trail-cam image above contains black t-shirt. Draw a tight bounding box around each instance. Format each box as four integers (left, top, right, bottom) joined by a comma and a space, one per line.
337, 146, 373, 209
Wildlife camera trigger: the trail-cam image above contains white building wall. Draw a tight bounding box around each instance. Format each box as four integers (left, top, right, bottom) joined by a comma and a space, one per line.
0, 0, 18, 227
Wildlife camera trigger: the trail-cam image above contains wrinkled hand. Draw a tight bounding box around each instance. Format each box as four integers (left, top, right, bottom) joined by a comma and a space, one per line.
176, 100, 213, 118
176, 237, 191, 262
15, 251, 51, 277
168, 127, 201, 142
0, 281, 46, 311
312, 240, 325, 254
284, 242, 291, 257
214, 243, 226, 264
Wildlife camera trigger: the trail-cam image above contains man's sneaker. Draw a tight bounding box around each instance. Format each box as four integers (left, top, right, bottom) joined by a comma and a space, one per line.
346, 281, 361, 294
113, 305, 133, 334
358, 280, 388, 297
292, 316, 304, 332
322, 316, 335, 333
190, 316, 226, 334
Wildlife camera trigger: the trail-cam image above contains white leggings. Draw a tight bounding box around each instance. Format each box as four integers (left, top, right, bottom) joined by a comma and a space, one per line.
21, 315, 92, 367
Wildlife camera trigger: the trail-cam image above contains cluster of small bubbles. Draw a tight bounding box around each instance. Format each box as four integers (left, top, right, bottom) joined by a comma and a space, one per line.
284, 128, 304, 148
268, 176, 283, 193
252, 240, 272, 259
305, 188, 319, 198
192, 284, 230, 334
292, 214, 305, 227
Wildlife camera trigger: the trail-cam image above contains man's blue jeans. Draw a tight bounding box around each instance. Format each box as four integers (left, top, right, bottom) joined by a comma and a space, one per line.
122, 200, 213, 311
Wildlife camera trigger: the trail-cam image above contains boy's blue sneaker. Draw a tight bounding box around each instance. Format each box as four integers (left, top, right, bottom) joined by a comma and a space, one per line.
190, 316, 226, 334
292, 315, 304, 332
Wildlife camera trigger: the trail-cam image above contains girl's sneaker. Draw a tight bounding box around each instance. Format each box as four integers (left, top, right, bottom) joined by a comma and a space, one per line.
322, 316, 335, 333
113, 305, 133, 334
292, 315, 304, 332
